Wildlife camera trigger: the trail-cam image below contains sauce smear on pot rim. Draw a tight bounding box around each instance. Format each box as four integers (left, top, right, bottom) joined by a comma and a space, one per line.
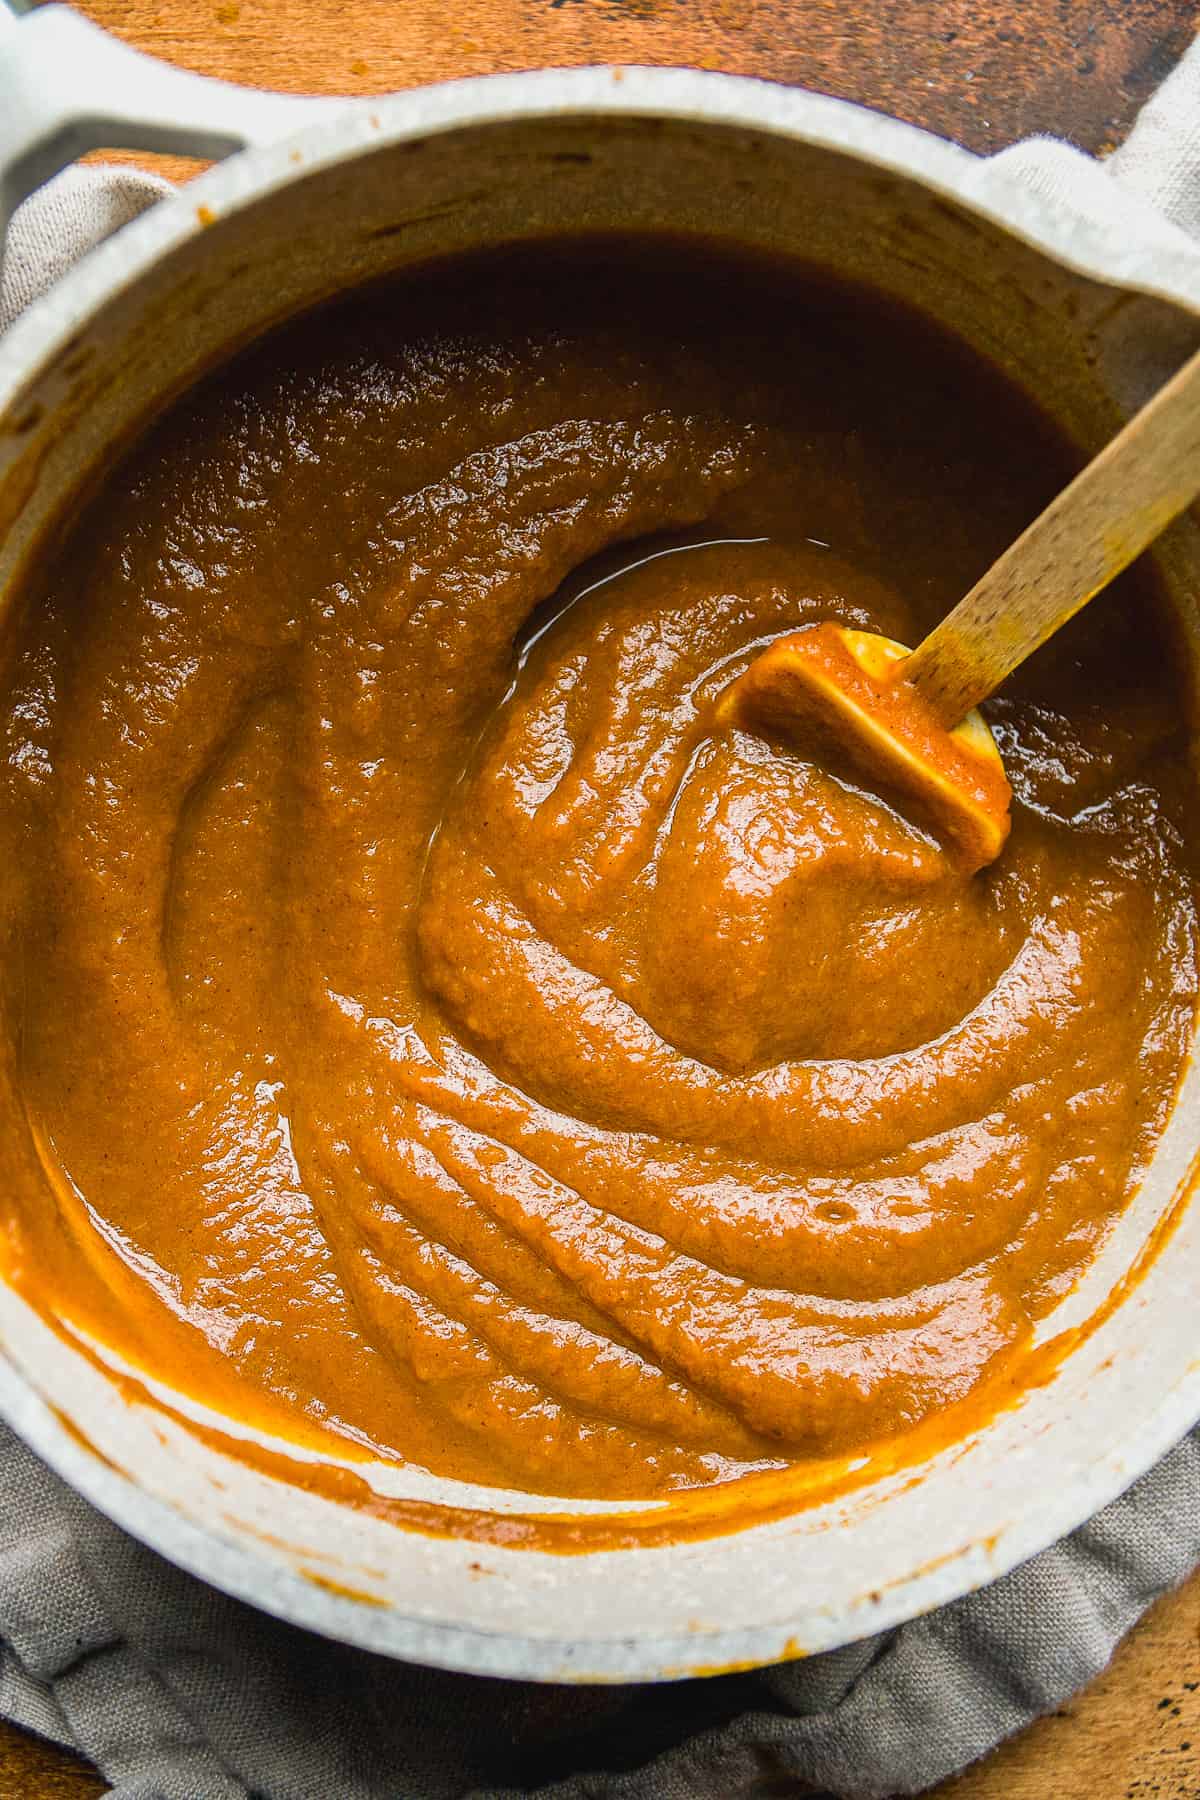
0, 239, 1194, 1527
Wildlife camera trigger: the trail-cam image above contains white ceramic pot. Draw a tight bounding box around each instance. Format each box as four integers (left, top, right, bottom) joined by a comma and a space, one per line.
1, 2, 1199, 1684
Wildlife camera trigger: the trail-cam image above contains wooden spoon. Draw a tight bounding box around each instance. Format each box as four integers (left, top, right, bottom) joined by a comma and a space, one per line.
717, 342, 1200, 872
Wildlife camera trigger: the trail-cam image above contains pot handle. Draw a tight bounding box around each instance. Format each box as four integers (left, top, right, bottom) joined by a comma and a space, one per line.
0, 1, 337, 225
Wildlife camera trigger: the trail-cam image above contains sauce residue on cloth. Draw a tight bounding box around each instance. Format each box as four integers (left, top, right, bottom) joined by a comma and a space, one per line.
0, 241, 1195, 1522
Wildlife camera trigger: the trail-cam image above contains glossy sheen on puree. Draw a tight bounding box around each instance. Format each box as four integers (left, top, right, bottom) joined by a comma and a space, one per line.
0, 243, 1195, 1508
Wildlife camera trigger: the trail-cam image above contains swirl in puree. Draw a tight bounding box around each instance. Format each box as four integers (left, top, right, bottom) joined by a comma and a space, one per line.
0, 244, 1194, 1508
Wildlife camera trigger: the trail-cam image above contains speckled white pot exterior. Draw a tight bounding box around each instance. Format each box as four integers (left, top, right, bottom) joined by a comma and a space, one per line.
1, 6, 1199, 1683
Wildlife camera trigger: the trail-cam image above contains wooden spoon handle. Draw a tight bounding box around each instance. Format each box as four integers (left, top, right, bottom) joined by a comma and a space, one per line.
903, 342, 1200, 726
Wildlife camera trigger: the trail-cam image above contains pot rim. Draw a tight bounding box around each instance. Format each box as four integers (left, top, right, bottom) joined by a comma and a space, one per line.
6, 61, 1200, 414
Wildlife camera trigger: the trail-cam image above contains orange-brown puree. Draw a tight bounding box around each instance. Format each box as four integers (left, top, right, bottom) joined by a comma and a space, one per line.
0, 241, 1195, 1507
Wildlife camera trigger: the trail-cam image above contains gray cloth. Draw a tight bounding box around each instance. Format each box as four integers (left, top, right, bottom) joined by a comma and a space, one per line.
2, 1422, 1196, 1800
1, 165, 171, 327
4, 57, 1200, 1800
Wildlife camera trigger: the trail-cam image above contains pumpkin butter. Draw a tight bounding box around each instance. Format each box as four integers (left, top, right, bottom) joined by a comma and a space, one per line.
0, 242, 1195, 1512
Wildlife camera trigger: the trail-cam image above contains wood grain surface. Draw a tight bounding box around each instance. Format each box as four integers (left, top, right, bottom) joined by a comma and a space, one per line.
73, 0, 1200, 157
6, 0, 1200, 1794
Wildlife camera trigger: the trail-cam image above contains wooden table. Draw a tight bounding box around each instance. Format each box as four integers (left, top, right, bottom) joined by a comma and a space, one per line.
3, 0, 1200, 1793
